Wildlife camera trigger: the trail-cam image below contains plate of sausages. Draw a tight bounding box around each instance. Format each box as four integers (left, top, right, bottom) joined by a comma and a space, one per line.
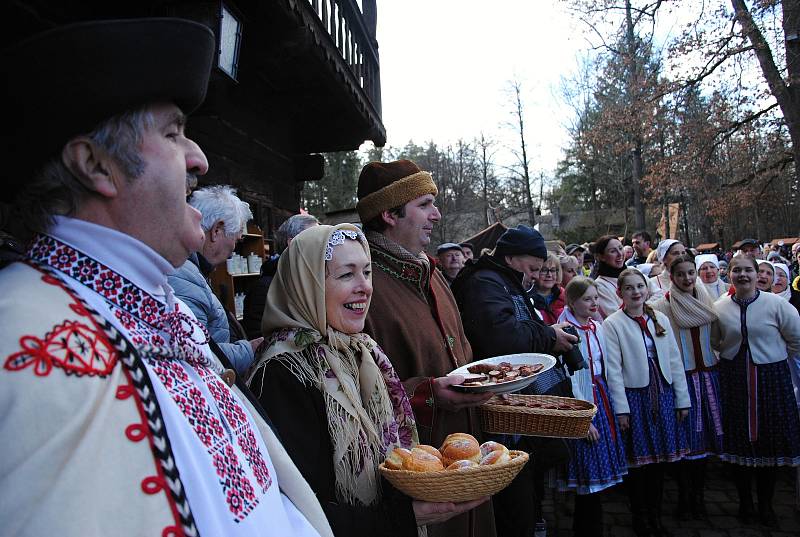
448, 353, 557, 394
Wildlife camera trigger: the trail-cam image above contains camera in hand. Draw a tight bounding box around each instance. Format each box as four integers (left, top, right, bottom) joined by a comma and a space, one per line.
561, 325, 587, 374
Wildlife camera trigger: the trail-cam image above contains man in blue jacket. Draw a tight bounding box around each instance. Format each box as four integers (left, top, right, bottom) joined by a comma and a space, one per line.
169, 184, 263, 375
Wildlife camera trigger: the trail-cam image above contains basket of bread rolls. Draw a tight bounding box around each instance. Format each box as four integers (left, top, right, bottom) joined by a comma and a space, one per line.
378, 433, 529, 503
480, 394, 597, 438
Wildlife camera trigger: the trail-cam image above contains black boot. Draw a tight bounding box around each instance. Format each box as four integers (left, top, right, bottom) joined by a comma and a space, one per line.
626, 470, 651, 537
731, 465, 754, 524
644, 465, 670, 537
672, 463, 690, 520
756, 467, 778, 528
689, 460, 708, 520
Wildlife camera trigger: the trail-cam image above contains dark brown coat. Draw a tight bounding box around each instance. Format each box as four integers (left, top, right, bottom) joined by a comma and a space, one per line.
363, 241, 496, 537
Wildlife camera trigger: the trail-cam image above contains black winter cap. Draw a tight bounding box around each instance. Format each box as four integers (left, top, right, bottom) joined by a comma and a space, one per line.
494, 225, 547, 259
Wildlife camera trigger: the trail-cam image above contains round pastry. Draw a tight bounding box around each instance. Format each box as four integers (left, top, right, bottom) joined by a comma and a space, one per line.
403, 447, 445, 472
446, 459, 479, 471
480, 449, 511, 466
415, 444, 443, 463
384, 447, 412, 470
480, 440, 509, 458
440, 433, 481, 466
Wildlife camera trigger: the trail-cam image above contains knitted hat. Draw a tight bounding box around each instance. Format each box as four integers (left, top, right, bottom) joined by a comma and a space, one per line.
494, 225, 547, 259
356, 160, 438, 223
656, 239, 680, 262
695, 254, 719, 271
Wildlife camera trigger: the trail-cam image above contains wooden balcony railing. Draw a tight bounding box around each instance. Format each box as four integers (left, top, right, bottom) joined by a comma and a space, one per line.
305, 0, 381, 116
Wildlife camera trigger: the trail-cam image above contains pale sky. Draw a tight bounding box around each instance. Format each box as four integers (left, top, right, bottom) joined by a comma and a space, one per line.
375, 0, 586, 172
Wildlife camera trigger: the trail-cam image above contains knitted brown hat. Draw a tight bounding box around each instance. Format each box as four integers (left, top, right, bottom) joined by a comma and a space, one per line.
356, 160, 438, 222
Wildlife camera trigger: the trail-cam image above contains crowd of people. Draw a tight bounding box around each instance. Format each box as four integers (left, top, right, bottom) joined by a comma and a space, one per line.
1, 17, 799, 537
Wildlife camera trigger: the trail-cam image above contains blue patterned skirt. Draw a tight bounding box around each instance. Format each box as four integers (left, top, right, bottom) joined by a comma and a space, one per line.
718, 355, 800, 467
557, 376, 627, 494
680, 368, 724, 459
623, 360, 688, 467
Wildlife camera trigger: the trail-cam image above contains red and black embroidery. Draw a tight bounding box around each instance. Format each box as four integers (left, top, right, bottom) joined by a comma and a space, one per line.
213, 444, 258, 520
4, 319, 116, 377
152, 359, 272, 520
28, 234, 211, 366
23, 262, 199, 537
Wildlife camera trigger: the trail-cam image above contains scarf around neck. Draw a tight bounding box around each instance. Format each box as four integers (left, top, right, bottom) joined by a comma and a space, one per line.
666, 283, 718, 328
250, 224, 417, 506
597, 262, 625, 279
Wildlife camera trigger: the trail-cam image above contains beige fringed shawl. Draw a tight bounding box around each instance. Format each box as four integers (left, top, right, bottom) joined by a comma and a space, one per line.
249, 224, 417, 507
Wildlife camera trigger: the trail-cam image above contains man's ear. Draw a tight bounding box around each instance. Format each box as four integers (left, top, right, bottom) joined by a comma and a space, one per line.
61, 138, 119, 198
380, 210, 398, 229
209, 220, 226, 242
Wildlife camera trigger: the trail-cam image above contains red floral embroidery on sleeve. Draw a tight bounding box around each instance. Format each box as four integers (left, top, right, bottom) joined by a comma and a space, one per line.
5, 319, 116, 377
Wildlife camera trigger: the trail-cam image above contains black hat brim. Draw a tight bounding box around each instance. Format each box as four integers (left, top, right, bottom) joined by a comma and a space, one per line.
2, 18, 216, 201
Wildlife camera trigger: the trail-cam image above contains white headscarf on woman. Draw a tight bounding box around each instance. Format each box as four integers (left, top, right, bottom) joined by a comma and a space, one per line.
773, 263, 792, 301
248, 224, 417, 506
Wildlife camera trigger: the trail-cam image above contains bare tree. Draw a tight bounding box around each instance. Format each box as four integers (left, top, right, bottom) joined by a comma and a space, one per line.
504, 78, 537, 225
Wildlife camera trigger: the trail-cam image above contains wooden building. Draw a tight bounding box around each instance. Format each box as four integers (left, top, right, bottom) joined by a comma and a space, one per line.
5, 0, 385, 245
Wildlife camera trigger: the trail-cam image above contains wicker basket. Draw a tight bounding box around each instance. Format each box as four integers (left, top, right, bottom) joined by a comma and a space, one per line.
379, 450, 529, 502
480, 394, 597, 438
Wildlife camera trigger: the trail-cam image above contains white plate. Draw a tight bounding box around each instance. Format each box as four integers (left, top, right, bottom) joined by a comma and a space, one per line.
448, 353, 557, 394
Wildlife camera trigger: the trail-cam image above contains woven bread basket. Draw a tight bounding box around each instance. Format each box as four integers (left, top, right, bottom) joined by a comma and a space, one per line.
379, 450, 529, 502
480, 394, 597, 438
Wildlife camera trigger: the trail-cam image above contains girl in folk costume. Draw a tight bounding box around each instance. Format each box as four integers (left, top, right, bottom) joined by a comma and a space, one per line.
713, 255, 800, 527
695, 254, 730, 300
648, 240, 687, 302
591, 235, 626, 319
557, 277, 627, 537
604, 268, 691, 537
652, 255, 723, 521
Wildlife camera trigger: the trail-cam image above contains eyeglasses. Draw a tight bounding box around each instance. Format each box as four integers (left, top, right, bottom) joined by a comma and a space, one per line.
539, 268, 558, 275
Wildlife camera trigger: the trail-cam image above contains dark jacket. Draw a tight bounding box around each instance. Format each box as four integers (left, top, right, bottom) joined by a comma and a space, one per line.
451, 254, 557, 360
242, 255, 279, 339
251, 359, 417, 537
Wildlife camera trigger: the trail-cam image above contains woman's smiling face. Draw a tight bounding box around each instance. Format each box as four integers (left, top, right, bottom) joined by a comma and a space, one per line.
670, 261, 696, 293
325, 239, 372, 334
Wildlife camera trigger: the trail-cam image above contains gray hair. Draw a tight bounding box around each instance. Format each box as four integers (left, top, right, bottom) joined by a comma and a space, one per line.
17, 106, 154, 233
189, 185, 253, 236
275, 213, 319, 253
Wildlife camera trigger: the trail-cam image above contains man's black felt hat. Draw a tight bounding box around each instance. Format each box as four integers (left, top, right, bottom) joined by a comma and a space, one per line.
1, 18, 216, 201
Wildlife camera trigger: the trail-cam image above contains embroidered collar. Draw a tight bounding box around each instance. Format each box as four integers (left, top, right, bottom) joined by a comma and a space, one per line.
732, 290, 759, 307
28, 227, 212, 368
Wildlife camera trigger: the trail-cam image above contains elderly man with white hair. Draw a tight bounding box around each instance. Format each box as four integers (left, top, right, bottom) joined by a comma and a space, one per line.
169, 184, 264, 375
696, 254, 730, 300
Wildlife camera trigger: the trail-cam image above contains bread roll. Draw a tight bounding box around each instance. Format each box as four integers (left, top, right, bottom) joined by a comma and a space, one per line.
440, 433, 480, 466
446, 459, 479, 471
403, 447, 445, 472
415, 444, 443, 463
384, 447, 412, 470
480, 440, 509, 458
480, 449, 511, 465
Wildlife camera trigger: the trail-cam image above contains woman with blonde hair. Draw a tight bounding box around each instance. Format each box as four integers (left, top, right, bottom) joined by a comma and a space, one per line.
533, 252, 566, 325
557, 277, 627, 537
604, 268, 690, 536
249, 224, 485, 535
